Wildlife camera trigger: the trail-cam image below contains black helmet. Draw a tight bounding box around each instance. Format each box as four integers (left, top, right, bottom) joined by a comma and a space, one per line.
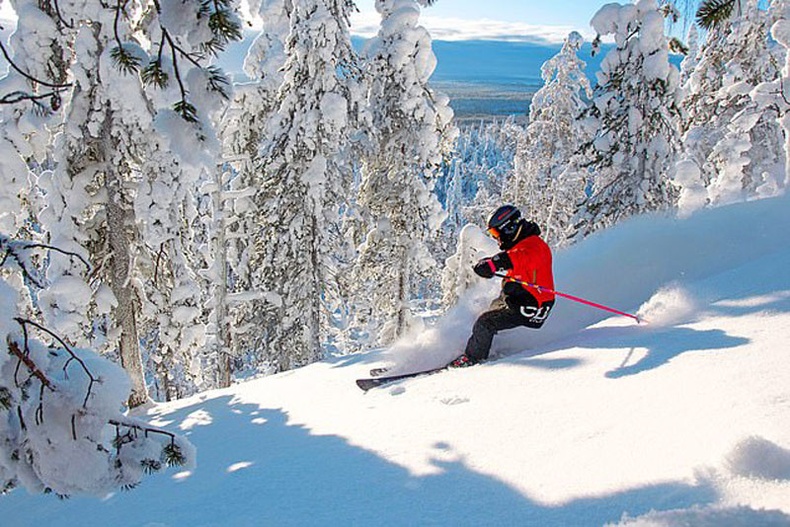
487, 205, 523, 246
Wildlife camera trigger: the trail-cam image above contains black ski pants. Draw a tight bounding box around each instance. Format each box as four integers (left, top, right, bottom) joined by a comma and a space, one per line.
463, 296, 553, 363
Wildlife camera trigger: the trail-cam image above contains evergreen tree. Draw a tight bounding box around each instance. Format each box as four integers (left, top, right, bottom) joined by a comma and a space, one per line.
760, 0, 790, 191
696, 0, 740, 29
442, 118, 521, 244
2, 0, 242, 407
0, 236, 194, 496
506, 31, 592, 247
253, 0, 364, 371
213, 0, 292, 385
353, 0, 456, 346
678, 23, 700, 86
573, 0, 683, 239
0, 0, 71, 255
676, 0, 782, 213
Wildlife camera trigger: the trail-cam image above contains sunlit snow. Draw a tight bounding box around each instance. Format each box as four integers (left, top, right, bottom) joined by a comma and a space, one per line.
3, 193, 789, 526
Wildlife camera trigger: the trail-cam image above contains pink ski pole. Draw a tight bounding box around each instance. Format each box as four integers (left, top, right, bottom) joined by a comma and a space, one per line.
494, 273, 643, 324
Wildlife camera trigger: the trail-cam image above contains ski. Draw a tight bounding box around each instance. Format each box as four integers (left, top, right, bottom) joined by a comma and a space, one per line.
356, 366, 448, 391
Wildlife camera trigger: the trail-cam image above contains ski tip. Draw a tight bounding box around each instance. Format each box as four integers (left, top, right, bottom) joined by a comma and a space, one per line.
355, 378, 376, 391
355, 366, 447, 392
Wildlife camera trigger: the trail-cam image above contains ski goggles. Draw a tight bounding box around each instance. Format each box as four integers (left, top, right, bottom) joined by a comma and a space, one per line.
487, 226, 501, 240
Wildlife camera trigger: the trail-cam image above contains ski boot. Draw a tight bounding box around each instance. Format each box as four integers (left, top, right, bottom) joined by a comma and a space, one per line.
448, 355, 475, 368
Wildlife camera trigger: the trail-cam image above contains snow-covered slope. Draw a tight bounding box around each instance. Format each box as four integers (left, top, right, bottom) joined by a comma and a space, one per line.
3, 195, 790, 526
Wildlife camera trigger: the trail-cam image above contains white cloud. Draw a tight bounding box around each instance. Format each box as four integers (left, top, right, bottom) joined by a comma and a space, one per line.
350, 11, 592, 43
1, 4, 589, 45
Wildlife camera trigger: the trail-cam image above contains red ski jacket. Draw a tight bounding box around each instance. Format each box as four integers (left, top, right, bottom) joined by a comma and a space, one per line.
503, 234, 555, 307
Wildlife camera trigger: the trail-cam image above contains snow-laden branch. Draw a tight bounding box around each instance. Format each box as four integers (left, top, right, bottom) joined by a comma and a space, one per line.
0, 27, 72, 113
1, 235, 195, 497
1, 235, 91, 289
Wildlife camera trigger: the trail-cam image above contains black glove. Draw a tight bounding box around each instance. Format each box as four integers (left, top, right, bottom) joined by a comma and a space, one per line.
473, 252, 512, 279
473, 258, 496, 278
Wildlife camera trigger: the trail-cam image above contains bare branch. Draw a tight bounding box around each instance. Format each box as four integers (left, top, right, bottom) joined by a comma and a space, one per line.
13, 241, 91, 272
7, 339, 55, 391
1, 237, 91, 289
14, 318, 99, 408
109, 418, 178, 442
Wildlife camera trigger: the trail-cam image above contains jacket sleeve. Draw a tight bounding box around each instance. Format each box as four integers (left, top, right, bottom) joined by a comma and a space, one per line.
490, 251, 513, 271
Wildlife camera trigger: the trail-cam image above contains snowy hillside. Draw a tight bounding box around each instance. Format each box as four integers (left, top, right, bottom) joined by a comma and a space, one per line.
3, 194, 790, 526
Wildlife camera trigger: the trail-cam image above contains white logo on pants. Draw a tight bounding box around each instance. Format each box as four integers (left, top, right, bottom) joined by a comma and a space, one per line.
519, 304, 552, 324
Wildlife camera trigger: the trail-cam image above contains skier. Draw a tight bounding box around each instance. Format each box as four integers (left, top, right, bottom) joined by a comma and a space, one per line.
450, 205, 555, 367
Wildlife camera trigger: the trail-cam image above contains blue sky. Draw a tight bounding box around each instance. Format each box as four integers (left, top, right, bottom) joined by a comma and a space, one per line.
0, 1, 619, 44
0, 0, 632, 44
352, 0, 617, 43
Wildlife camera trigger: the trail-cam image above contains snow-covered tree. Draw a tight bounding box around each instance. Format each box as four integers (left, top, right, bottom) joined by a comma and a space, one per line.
441, 118, 521, 242
768, 0, 790, 190
0, 236, 194, 497
678, 23, 700, 86
2, 0, 243, 406
352, 0, 456, 345
505, 31, 592, 247
252, 0, 365, 371
133, 0, 242, 398
573, 0, 683, 238
675, 0, 782, 214
211, 0, 292, 385
0, 0, 71, 245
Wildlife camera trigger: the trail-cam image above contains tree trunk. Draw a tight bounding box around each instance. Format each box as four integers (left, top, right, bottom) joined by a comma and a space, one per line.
306, 213, 323, 366
214, 171, 232, 388
106, 192, 148, 408
396, 243, 410, 338
102, 107, 148, 409
544, 191, 558, 246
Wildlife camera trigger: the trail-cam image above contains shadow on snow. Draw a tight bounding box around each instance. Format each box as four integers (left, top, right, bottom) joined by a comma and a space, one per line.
501, 261, 790, 377
5, 394, 721, 527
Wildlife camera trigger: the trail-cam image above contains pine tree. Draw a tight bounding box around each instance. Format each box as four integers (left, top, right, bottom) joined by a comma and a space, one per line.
352, 0, 456, 346
442, 118, 521, 244
573, 0, 682, 239
0, 236, 194, 496
212, 0, 292, 385
762, 0, 790, 191
678, 23, 700, 86
676, 0, 782, 213
2, 0, 242, 407
696, 0, 740, 30
252, 0, 364, 371
506, 31, 592, 247
0, 0, 71, 251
